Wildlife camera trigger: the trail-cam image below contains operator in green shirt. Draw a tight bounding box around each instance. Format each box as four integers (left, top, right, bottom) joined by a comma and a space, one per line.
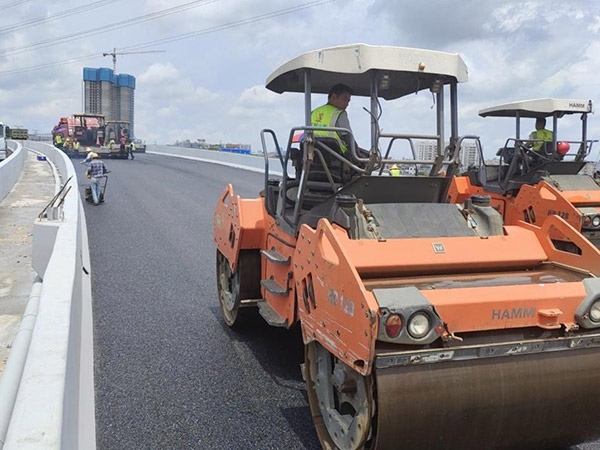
529, 118, 553, 152
311, 83, 362, 156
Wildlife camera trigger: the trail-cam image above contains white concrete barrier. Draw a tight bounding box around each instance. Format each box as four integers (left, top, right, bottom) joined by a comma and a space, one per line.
3, 142, 95, 450
147, 144, 289, 177
0, 141, 26, 203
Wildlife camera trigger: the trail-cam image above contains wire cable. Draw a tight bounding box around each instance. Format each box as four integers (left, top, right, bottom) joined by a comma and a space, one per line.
0, 0, 123, 36
0, 0, 339, 76
0, 0, 31, 11
123, 0, 339, 52
0, 0, 220, 56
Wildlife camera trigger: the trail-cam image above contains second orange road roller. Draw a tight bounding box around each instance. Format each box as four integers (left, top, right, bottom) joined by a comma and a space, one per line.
213, 44, 600, 449
448, 98, 600, 254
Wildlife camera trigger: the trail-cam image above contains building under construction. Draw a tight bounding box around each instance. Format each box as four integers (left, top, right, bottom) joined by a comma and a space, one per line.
83, 67, 136, 137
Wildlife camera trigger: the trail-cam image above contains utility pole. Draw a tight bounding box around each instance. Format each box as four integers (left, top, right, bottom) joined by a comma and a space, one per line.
102, 48, 165, 72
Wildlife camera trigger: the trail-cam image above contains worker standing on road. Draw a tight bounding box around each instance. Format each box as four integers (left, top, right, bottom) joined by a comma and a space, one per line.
108, 138, 115, 151
389, 164, 400, 176
529, 118, 553, 152
120, 134, 126, 158
87, 153, 109, 205
127, 140, 135, 160
73, 138, 80, 153
54, 134, 63, 150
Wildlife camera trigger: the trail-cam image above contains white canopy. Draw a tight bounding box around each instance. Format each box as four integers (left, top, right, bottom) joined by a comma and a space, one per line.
265, 43, 468, 100
479, 98, 592, 118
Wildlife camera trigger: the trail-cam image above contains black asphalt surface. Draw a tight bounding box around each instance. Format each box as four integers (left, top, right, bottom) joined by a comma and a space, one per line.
77, 154, 318, 450
77, 153, 597, 450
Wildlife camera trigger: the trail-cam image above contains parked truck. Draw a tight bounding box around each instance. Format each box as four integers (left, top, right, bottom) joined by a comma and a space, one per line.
9, 128, 28, 140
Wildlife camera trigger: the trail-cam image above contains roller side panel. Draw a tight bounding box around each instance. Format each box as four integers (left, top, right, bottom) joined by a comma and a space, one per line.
295, 220, 379, 376
511, 181, 582, 229
521, 214, 600, 275
213, 184, 267, 272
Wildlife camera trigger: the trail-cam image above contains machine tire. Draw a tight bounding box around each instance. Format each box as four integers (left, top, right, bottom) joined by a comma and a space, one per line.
216, 249, 261, 327
305, 341, 374, 450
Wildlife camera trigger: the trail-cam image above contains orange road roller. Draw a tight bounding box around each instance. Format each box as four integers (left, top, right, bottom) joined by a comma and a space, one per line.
214, 44, 600, 449
448, 99, 600, 251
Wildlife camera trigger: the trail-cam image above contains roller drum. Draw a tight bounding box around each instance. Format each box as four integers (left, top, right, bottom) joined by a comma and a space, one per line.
374, 347, 600, 450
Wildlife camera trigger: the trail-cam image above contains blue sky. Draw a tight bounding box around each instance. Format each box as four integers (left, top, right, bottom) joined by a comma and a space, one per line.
1, 0, 599, 157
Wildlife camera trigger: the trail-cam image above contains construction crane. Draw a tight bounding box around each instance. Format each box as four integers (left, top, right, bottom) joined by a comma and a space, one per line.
102, 48, 165, 72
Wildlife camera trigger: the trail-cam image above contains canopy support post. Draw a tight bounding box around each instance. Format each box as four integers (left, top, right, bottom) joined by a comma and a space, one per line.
436, 86, 445, 157
553, 113, 558, 152
304, 69, 311, 126
370, 72, 379, 152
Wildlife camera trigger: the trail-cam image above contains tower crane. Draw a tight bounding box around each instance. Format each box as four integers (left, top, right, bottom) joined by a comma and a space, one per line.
102, 48, 165, 72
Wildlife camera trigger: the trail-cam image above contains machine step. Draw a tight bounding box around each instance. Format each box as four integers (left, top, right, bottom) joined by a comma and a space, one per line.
260, 278, 289, 296
257, 301, 287, 327
261, 249, 291, 265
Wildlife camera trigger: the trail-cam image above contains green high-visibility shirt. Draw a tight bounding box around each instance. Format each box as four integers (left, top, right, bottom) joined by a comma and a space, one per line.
310, 104, 348, 154
529, 128, 553, 151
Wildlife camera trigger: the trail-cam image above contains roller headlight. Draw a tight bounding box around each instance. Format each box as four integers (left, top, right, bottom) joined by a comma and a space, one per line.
408, 312, 431, 339
590, 301, 600, 323
592, 216, 600, 228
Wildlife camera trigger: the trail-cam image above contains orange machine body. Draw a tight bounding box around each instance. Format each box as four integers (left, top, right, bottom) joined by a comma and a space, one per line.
215, 183, 600, 376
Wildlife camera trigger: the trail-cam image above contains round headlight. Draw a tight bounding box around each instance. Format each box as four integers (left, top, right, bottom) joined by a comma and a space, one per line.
408, 312, 431, 339
592, 216, 600, 228
590, 301, 600, 323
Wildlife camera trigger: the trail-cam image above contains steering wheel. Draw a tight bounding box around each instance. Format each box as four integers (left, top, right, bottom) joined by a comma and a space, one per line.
517, 141, 551, 172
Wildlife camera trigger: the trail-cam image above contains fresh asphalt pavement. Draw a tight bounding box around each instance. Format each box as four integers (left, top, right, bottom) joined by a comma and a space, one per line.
76, 153, 597, 450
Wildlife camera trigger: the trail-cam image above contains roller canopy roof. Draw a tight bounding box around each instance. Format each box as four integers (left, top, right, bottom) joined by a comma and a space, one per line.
479, 98, 592, 118
265, 43, 468, 100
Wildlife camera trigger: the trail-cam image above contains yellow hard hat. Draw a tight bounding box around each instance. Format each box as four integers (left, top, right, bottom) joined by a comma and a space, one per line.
391, 164, 399, 169
90, 152, 99, 158
85, 147, 92, 152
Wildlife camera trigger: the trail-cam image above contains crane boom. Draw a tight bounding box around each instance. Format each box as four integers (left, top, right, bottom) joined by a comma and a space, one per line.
102, 47, 165, 71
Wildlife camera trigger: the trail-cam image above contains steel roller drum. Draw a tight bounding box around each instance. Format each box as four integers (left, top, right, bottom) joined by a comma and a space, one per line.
373, 347, 600, 449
